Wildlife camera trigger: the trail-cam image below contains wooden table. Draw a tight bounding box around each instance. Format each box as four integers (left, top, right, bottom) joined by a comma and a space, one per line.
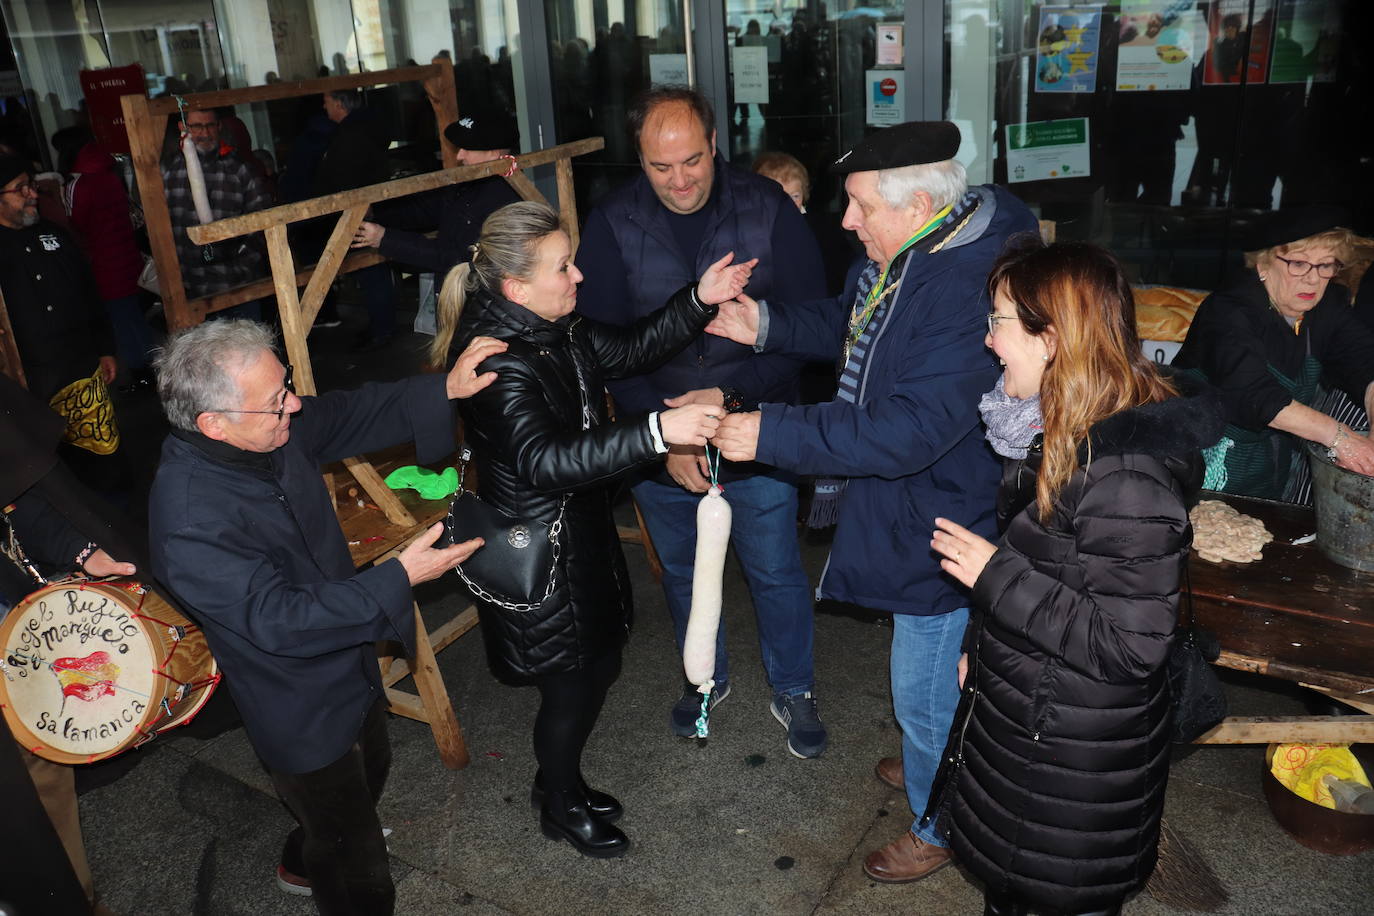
1188, 493, 1374, 744
333, 447, 479, 769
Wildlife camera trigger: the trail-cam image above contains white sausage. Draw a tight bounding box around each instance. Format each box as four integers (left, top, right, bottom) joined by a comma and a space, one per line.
181, 134, 215, 226
683, 485, 731, 689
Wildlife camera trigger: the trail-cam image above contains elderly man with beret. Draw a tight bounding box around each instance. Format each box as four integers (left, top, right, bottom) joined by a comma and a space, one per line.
709, 121, 1037, 883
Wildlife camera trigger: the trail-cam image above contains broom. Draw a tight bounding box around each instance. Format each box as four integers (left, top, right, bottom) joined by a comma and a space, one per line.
1146, 816, 1229, 911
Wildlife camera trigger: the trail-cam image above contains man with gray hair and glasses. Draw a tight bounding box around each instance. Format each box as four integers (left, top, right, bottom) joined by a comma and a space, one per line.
707, 121, 1037, 885
147, 320, 504, 913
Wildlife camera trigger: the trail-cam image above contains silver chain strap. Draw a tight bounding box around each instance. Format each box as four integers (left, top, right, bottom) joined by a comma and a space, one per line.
450, 497, 565, 612
452, 323, 590, 613
1, 514, 48, 586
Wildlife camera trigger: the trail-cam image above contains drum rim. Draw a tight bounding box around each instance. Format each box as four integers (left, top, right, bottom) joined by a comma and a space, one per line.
0, 578, 219, 764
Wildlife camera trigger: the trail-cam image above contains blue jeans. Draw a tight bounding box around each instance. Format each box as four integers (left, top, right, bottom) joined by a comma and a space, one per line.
632, 475, 814, 696
892, 607, 968, 847
356, 263, 395, 340
103, 294, 155, 370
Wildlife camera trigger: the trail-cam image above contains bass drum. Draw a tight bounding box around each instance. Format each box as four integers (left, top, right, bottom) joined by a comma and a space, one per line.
0, 579, 219, 764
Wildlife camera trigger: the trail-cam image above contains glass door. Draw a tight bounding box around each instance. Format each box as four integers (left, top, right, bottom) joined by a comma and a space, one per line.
543, 0, 690, 210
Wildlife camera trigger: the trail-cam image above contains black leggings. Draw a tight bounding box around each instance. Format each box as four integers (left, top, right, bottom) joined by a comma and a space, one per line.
531, 652, 622, 795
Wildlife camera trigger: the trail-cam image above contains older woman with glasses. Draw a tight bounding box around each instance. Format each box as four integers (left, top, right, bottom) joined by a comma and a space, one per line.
1173, 207, 1374, 501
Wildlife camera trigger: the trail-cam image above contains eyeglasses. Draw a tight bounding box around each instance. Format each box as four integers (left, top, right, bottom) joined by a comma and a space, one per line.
0, 181, 36, 196
1274, 254, 1343, 279
212, 365, 295, 420
185, 121, 220, 132
987, 313, 1016, 336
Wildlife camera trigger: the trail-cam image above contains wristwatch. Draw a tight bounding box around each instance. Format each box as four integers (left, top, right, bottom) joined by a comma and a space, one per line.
719, 386, 749, 414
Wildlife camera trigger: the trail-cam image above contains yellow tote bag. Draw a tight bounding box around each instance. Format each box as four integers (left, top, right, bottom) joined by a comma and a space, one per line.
49, 368, 120, 455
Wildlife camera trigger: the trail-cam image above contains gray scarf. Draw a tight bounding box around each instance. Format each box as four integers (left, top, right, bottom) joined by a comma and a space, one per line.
979, 374, 1043, 459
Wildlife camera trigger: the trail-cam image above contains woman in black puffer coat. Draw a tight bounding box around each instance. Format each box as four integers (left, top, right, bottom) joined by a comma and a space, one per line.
435, 201, 753, 859
927, 240, 1225, 915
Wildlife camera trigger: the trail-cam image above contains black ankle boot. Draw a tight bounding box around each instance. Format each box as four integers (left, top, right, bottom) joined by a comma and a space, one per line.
539, 791, 630, 858
530, 770, 623, 822
982, 892, 1028, 916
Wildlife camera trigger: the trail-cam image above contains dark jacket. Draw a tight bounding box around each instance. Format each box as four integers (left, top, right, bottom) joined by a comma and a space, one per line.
67, 144, 142, 301
312, 109, 388, 195
931, 378, 1224, 912
0, 219, 112, 400
2, 372, 143, 603
575, 156, 825, 483
376, 176, 520, 276
162, 145, 272, 298
755, 185, 1039, 614
149, 375, 453, 773
1172, 273, 1374, 430
453, 285, 715, 680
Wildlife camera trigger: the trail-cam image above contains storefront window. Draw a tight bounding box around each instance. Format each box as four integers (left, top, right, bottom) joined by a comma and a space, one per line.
947, 0, 1366, 292
1, 0, 521, 171
542, 0, 688, 208
721, 1, 898, 217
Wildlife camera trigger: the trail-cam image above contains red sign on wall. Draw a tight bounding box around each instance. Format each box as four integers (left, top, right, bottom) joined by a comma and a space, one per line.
80, 64, 146, 155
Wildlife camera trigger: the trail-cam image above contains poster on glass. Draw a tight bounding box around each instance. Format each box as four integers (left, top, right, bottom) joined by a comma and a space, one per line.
1036, 5, 1102, 93
1005, 119, 1091, 184
1203, 0, 1273, 85
1116, 0, 1199, 91
1270, 0, 1341, 84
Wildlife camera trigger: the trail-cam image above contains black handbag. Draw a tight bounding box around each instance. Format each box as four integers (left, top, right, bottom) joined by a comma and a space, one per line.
447, 330, 594, 612
445, 447, 566, 612
1167, 563, 1228, 743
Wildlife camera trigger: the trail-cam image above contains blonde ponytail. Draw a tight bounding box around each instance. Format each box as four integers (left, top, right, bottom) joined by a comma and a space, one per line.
428, 200, 563, 369
430, 262, 473, 369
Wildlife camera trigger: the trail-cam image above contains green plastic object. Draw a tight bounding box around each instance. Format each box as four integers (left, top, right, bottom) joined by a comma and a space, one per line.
383, 465, 459, 500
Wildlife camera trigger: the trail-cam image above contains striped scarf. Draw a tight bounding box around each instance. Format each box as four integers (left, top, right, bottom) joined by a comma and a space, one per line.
806, 190, 982, 528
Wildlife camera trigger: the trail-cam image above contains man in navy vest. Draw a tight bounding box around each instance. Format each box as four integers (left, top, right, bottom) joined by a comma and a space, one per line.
575, 87, 830, 758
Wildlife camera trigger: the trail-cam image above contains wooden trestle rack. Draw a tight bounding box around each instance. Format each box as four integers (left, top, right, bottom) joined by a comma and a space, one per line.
118, 59, 603, 768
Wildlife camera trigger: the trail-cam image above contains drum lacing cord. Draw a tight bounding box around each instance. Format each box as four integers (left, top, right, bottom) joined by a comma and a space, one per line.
9, 581, 220, 758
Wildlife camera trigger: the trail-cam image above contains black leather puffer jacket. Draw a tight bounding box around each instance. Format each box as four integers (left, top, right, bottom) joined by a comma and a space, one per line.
452, 285, 715, 681
924, 375, 1224, 912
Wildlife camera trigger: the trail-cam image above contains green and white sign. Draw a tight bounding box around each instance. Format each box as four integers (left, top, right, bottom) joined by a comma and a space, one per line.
1005, 118, 1091, 183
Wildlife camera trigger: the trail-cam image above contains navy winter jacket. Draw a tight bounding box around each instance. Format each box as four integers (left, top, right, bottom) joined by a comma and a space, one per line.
756, 185, 1038, 614
149, 375, 453, 773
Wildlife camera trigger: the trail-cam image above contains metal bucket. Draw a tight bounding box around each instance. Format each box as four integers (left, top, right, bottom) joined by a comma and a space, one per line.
1263, 744, 1374, 856
1306, 440, 1374, 572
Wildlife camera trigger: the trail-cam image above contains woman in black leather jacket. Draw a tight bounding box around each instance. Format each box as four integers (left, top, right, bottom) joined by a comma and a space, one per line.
926, 241, 1224, 915
435, 201, 753, 858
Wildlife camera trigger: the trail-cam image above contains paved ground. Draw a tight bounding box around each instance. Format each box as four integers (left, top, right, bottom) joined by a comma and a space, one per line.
68, 295, 1374, 914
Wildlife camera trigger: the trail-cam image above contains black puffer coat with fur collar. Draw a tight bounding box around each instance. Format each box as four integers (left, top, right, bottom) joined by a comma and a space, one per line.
926, 374, 1224, 912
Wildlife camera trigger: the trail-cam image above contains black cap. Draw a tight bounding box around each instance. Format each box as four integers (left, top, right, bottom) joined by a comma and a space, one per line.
831, 121, 961, 174
1245, 205, 1350, 252
0, 153, 34, 188
444, 110, 519, 153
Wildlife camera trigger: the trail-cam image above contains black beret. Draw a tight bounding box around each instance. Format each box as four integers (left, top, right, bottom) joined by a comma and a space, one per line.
831, 121, 961, 174
444, 109, 519, 153
1245, 205, 1350, 252
0, 153, 34, 188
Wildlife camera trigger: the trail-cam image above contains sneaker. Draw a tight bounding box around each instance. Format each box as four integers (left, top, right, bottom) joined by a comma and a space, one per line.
771, 691, 828, 758
275, 864, 312, 897
669, 681, 730, 737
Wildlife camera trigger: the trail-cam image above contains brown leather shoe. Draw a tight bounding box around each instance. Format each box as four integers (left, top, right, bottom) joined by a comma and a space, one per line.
875, 756, 904, 790
863, 830, 953, 884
